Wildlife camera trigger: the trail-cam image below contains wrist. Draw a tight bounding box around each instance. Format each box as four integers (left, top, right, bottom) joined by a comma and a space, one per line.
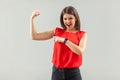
30, 16, 35, 20
63, 38, 68, 44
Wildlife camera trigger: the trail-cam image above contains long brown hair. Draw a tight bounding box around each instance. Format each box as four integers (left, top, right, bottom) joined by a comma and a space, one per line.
60, 6, 81, 30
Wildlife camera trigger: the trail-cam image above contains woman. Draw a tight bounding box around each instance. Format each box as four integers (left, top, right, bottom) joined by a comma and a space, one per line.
30, 6, 87, 80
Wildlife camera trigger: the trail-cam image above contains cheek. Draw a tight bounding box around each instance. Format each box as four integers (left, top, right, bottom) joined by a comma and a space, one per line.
63, 20, 66, 24
72, 21, 76, 25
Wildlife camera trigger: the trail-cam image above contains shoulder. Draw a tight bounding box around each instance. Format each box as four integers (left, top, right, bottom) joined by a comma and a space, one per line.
82, 32, 87, 38
79, 30, 87, 35
77, 30, 87, 36
77, 30, 87, 40
54, 27, 64, 34
80, 30, 86, 34
81, 30, 87, 37
80, 31, 88, 42
55, 27, 64, 31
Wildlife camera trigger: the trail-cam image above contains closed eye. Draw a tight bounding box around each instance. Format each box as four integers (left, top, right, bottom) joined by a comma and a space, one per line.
63, 18, 67, 20
69, 17, 73, 20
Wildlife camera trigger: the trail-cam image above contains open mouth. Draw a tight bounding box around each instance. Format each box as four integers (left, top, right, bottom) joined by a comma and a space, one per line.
66, 24, 72, 27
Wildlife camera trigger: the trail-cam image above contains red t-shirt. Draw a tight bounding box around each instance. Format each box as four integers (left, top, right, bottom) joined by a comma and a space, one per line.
52, 27, 85, 68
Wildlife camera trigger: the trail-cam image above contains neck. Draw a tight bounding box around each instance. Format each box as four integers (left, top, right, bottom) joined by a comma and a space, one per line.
66, 29, 78, 32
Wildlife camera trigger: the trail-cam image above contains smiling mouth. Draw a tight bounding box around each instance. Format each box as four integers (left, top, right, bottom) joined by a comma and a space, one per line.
66, 24, 71, 27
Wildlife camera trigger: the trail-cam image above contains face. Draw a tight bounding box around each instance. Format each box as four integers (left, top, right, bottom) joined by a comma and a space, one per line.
63, 13, 76, 31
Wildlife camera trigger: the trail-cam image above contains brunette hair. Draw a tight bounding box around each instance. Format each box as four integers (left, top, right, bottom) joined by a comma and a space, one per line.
60, 6, 81, 30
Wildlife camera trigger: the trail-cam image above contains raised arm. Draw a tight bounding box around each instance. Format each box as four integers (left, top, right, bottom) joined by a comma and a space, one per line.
30, 10, 55, 40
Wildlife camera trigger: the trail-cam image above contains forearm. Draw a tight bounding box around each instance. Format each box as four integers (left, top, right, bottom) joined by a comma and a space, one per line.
65, 40, 83, 55
54, 36, 84, 55
30, 18, 37, 40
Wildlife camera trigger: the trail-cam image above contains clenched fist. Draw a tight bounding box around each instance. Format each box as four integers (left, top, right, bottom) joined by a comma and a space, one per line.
54, 36, 65, 43
31, 9, 40, 19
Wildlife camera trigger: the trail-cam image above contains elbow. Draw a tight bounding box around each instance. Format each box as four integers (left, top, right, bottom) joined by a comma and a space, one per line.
30, 31, 38, 40
77, 52, 83, 56
31, 35, 39, 40
31, 34, 37, 40
74, 50, 83, 56
31, 36, 35, 40
77, 49, 85, 56
31, 37, 36, 40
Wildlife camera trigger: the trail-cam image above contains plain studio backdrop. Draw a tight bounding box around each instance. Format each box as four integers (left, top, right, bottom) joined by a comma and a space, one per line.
0, 0, 120, 80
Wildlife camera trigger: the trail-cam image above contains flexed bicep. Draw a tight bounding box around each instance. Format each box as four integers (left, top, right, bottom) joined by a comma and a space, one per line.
35, 29, 55, 40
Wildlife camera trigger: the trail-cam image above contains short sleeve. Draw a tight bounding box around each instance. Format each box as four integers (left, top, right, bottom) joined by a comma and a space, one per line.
77, 31, 86, 41
54, 27, 64, 36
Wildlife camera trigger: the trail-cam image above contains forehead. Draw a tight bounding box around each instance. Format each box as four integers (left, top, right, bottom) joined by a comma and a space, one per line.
63, 13, 75, 18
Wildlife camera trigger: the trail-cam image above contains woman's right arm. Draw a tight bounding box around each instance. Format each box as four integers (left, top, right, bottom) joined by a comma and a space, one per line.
30, 10, 55, 40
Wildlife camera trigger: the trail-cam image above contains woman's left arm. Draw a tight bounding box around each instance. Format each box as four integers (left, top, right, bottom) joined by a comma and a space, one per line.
65, 33, 88, 55
54, 33, 88, 55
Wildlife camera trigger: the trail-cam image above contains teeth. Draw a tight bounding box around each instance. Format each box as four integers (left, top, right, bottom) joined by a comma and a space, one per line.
67, 24, 71, 26
66, 24, 71, 27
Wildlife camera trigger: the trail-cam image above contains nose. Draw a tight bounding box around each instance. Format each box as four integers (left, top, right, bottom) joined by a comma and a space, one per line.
66, 19, 70, 23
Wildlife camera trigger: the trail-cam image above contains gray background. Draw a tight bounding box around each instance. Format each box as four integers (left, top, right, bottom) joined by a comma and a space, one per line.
0, 0, 120, 80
